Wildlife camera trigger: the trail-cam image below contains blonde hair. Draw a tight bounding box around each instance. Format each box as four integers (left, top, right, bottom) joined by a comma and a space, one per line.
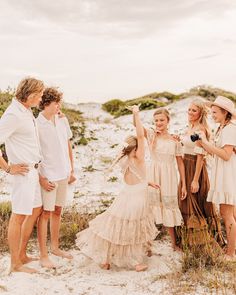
16, 77, 44, 102
150, 107, 170, 150
109, 135, 137, 170
153, 108, 170, 122
190, 99, 210, 140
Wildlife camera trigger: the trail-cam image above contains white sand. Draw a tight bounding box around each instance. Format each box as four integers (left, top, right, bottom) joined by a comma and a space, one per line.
0, 240, 182, 295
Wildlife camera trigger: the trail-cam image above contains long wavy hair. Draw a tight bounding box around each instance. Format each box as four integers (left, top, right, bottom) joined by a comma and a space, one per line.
190, 99, 211, 140
108, 135, 137, 171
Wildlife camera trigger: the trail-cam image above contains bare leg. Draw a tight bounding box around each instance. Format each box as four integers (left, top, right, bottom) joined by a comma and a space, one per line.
234, 206, 236, 252
38, 210, 56, 268
8, 213, 37, 273
220, 204, 236, 257
50, 206, 73, 259
167, 227, 181, 251
19, 206, 42, 264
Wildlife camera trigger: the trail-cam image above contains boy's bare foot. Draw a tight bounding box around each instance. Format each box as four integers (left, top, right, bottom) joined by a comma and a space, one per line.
100, 263, 110, 270
146, 250, 152, 257
20, 255, 39, 264
68, 175, 76, 185
51, 249, 73, 259
11, 264, 38, 274
135, 264, 148, 272
40, 257, 57, 269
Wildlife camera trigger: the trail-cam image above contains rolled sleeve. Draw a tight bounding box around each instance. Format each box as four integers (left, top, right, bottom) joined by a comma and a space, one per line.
64, 117, 73, 139
0, 113, 18, 145
175, 141, 183, 156
221, 124, 236, 148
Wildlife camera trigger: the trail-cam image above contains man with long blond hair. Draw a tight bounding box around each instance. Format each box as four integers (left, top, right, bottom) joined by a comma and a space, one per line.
0, 77, 44, 273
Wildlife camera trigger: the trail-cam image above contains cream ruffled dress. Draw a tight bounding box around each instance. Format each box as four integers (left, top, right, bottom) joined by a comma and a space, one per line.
207, 122, 236, 205
147, 130, 183, 227
76, 156, 157, 268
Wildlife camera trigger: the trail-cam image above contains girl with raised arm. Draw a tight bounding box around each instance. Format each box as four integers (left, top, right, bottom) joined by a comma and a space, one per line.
76, 105, 159, 271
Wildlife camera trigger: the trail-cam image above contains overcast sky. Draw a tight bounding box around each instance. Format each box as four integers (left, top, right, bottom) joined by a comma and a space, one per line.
0, 0, 236, 103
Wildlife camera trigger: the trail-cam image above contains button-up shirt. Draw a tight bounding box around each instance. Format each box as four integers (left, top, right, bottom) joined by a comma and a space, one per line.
0, 99, 41, 164
37, 113, 72, 181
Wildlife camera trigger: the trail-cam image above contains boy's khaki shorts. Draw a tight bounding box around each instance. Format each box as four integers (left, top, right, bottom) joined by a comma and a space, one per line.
41, 178, 68, 211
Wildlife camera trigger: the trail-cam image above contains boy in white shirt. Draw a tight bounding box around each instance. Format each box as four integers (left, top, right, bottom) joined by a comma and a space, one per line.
37, 87, 75, 268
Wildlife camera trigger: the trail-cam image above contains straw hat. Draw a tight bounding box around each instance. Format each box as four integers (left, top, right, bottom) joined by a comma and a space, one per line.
206, 96, 236, 119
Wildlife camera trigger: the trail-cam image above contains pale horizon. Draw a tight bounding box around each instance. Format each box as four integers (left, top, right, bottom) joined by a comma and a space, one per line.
0, 0, 236, 103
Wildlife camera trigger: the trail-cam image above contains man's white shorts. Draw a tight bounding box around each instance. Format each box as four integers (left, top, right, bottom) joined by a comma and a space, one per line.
41, 178, 68, 211
11, 168, 42, 215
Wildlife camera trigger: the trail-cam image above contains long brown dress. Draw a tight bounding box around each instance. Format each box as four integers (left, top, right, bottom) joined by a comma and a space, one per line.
177, 134, 225, 247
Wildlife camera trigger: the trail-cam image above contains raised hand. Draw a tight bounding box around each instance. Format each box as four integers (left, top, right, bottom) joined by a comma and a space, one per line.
126, 104, 141, 113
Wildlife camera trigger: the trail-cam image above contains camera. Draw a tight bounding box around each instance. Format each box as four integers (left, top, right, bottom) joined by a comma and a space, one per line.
190, 133, 201, 142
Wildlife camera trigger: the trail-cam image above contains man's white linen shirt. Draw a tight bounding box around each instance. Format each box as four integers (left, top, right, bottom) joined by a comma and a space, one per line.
0, 99, 41, 164
37, 113, 72, 182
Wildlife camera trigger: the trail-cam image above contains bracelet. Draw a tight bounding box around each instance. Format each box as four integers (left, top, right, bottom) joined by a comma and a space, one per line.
5, 165, 11, 174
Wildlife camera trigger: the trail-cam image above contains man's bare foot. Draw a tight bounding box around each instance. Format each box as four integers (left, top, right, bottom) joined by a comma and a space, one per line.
100, 263, 110, 270
135, 264, 148, 272
173, 245, 182, 252
51, 249, 73, 259
11, 264, 38, 274
40, 257, 57, 269
20, 255, 39, 264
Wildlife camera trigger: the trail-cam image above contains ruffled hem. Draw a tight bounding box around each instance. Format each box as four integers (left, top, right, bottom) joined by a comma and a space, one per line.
76, 230, 152, 268
152, 205, 183, 227
82, 211, 158, 246
207, 191, 236, 206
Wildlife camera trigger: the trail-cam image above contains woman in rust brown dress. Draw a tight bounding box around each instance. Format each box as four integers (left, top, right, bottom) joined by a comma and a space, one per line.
178, 98, 225, 247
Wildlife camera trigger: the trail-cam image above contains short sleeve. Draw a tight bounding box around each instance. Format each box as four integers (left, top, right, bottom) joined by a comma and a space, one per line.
175, 141, 183, 156
221, 124, 236, 147
63, 117, 73, 140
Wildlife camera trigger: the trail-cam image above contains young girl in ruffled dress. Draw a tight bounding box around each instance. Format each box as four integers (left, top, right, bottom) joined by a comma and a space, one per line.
76, 105, 159, 271
143, 108, 186, 251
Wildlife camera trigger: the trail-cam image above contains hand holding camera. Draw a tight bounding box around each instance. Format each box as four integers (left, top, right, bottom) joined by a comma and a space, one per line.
190, 133, 201, 142
190, 130, 208, 144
